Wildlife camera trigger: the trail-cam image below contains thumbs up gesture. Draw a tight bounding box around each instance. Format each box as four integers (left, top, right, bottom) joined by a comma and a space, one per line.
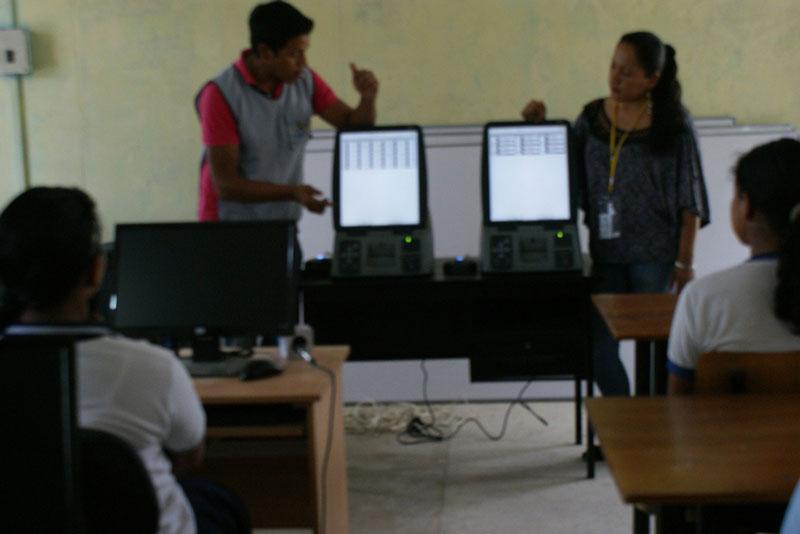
350, 63, 379, 100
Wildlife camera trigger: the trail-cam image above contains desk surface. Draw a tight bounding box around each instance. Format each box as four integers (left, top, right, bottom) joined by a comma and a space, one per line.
193, 345, 349, 404
588, 395, 800, 505
193, 345, 351, 533
591, 293, 677, 341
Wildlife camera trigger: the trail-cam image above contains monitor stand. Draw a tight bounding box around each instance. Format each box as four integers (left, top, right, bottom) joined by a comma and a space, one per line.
333, 227, 434, 277
182, 333, 251, 378
481, 223, 582, 273
181, 333, 294, 378
191, 333, 231, 361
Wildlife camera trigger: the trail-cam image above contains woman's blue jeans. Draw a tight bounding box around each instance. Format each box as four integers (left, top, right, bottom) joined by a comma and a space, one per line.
591, 262, 673, 396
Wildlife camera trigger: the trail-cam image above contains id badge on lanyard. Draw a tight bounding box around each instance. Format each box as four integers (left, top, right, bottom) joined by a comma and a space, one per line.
598, 192, 621, 240
601, 102, 645, 241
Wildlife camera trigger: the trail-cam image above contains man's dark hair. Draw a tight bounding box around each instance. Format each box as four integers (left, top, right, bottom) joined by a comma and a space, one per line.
249, 1, 314, 55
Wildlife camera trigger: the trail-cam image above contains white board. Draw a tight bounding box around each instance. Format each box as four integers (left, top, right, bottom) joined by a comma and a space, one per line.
694, 124, 798, 278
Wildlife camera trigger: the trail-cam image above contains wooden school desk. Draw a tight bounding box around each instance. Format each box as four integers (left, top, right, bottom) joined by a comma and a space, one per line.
589, 293, 677, 521
192, 346, 349, 534
587, 394, 800, 534
591, 293, 678, 396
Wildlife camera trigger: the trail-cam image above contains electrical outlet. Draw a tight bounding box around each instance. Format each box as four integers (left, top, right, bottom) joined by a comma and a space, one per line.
0, 28, 31, 76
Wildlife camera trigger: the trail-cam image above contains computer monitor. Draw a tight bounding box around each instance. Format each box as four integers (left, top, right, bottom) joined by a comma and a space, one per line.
111, 221, 298, 360
334, 125, 427, 230
482, 121, 575, 224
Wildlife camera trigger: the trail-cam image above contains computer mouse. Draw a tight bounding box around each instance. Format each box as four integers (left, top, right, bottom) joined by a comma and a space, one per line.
239, 359, 282, 381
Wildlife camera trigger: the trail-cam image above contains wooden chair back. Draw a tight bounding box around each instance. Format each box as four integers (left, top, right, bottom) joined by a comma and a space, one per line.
695, 351, 800, 394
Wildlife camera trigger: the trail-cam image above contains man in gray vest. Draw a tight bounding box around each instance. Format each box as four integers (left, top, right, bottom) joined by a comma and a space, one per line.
196, 0, 379, 222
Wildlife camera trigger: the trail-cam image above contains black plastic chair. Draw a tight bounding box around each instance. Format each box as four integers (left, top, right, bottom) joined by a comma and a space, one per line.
80, 428, 160, 534
2, 335, 82, 532
1, 332, 159, 533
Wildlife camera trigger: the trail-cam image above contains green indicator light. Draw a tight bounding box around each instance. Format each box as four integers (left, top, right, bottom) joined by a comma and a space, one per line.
556, 231, 564, 239
404, 236, 413, 244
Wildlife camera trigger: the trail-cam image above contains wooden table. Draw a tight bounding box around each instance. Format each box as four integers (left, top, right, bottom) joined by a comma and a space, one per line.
588, 394, 800, 533
193, 346, 349, 534
591, 293, 678, 396
589, 294, 677, 527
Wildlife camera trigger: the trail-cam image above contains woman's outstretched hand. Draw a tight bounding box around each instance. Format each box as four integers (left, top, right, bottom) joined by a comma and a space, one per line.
521, 100, 547, 122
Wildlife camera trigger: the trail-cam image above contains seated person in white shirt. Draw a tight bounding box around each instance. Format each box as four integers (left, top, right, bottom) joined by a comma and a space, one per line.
667, 139, 800, 533
781, 480, 800, 534
0, 187, 249, 534
668, 137, 800, 394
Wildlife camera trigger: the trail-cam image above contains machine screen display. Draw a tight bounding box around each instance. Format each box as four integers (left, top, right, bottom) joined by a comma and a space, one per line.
338, 129, 421, 227
486, 124, 571, 222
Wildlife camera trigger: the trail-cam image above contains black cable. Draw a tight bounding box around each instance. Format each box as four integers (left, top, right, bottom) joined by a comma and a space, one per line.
293, 337, 335, 534
313, 362, 336, 534
421, 356, 437, 427
520, 401, 550, 426
397, 359, 548, 445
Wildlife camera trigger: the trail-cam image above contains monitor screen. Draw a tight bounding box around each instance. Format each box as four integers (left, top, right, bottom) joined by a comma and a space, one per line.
484, 122, 572, 223
335, 127, 425, 229
111, 222, 297, 339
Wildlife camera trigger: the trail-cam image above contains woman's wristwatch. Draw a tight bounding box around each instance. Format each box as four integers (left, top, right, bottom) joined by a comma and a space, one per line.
674, 260, 694, 271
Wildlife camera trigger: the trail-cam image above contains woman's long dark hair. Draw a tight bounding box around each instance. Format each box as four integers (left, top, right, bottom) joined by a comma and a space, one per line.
0, 187, 101, 327
735, 138, 800, 332
620, 31, 685, 150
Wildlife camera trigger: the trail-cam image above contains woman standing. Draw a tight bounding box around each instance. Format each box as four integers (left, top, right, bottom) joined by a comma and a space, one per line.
522, 31, 710, 396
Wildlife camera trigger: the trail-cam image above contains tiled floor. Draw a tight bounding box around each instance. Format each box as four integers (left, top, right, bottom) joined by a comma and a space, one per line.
258, 401, 631, 534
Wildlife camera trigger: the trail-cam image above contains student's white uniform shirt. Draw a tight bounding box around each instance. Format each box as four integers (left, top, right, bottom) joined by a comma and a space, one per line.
78, 335, 205, 534
668, 259, 800, 374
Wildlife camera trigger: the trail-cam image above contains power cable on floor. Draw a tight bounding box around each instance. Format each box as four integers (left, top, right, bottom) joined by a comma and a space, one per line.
397, 359, 548, 445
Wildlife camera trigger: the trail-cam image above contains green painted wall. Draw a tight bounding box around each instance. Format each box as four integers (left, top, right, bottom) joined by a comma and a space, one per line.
2, 0, 799, 238
0, 1, 24, 203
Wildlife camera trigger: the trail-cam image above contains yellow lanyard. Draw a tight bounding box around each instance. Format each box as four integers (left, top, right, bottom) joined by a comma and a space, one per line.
608, 101, 648, 193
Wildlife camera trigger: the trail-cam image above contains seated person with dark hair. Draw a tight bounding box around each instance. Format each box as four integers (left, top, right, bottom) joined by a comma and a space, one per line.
668, 138, 800, 394
666, 139, 800, 533
0, 187, 249, 534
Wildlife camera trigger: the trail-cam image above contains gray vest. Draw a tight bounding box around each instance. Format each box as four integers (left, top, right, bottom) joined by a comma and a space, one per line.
208, 66, 314, 221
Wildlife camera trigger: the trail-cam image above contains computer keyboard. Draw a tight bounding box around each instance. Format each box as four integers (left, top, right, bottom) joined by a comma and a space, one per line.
182, 357, 252, 378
